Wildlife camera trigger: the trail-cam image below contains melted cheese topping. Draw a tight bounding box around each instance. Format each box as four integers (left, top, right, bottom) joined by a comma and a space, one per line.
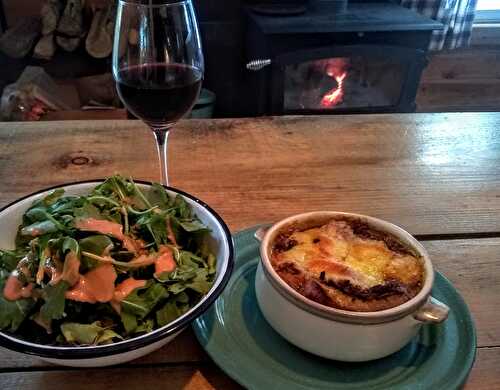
273, 220, 423, 291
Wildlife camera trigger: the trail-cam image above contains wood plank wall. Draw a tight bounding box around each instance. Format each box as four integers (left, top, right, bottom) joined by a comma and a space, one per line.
417, 26, 500, 112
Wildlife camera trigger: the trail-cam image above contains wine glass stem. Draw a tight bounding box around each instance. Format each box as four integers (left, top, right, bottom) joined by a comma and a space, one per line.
153, 128, 170, 186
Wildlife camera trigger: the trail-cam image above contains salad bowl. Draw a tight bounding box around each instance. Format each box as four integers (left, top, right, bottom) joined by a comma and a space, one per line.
0, 180, 234, 367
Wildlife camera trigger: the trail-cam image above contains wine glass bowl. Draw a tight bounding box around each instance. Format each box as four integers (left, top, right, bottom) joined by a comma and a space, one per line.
112, 0, 204, 185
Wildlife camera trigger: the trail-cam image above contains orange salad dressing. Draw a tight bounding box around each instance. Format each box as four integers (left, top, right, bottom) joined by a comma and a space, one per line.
3, 275, 33, 301
65, 264, 117, 303
110, 278, 147, 313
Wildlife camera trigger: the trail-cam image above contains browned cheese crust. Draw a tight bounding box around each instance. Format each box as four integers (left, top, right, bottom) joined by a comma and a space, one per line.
270, 219, 424, 312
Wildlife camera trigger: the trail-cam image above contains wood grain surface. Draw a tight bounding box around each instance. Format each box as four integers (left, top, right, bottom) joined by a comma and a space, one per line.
0, 113, 499, 389
1, 113, 500, 236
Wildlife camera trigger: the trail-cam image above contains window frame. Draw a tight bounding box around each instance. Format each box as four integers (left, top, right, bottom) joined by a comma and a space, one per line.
475, 0, 500, 23
475, 9, 500, 23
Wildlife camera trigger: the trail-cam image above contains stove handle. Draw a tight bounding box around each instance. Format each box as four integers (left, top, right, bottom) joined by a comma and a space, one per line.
246, 59, 272, 71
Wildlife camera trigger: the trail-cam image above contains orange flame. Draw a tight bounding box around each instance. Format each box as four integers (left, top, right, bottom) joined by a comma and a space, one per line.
321, 71, 347, 108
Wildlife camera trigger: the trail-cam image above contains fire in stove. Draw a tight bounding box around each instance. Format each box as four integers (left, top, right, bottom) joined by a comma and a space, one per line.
321, 71, 347, 107
320, 59, 349, 108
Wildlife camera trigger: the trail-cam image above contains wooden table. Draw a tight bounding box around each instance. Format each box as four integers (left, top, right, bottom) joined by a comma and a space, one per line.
0, 113, 499, 389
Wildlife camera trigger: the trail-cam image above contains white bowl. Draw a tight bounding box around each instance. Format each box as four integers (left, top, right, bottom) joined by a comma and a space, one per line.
0, 180, 234, 367
255, 211, 449, 362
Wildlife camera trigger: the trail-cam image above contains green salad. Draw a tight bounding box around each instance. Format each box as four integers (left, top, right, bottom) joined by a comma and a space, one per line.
0, 176, 216, 346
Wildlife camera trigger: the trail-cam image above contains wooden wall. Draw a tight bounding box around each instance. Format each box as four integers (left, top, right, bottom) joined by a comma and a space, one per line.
417, 26, 500, 112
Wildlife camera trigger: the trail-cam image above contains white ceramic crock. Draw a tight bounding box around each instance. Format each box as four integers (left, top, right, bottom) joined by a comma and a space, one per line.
255, 211, 449, 362
0, 181, 234, 367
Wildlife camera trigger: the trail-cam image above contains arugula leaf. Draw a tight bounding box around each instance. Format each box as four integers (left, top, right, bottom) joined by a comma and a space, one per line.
121, 282, 168, 319
0, 296, 36, 332
20, 221, 59, 237
178, 219, 210, 233
79, 235, 113, 256
92, 177, 123, 199
0, 250, 21, 272
97, 329, 124, 345
146, 183, 170, 208
156, 301, 180, 327
167, 283, 187, 294
38, 189, 65, 207
61, 237, 80, 257
172, 263, 198, 281
59, 238, 81, 286
176, 292, 189, 303
79, 235, 113, 271
25, 208, 52, 223
24, 208, 67, 232
86, 196, 121, 208
148, 214, 169, 246
32, 236, 52, 283
160, 260, 213, 294
156, 292, 190, 327
60, 322, 122, 345
73, 202, 105, 220
40, 281, 70, 323
135, 318, 154, 334
172, 195, 191, 219
0, 274, 36, 332
128, 178, 151, 209
120, 311, 138, 334
186, 279, 212, 294
92, 176, 148, 210
48, 196, 82, 215
188, 268, 213, 294
167, 215, 182, 244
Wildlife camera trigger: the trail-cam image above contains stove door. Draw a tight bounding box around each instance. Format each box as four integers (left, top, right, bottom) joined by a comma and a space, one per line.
271, 45, 427, 115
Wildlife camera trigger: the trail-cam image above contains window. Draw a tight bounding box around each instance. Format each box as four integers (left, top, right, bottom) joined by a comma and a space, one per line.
477, 0, 500, 10
475, 0, 500, 23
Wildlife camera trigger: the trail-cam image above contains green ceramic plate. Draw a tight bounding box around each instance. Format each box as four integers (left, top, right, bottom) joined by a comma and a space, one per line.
193, 226, 476, 390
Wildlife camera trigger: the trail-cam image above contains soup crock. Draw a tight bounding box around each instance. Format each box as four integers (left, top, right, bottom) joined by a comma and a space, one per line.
255, 211, 449, 362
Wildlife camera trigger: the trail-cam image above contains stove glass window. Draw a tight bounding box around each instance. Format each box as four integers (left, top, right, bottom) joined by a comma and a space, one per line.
284, 57, 405, 111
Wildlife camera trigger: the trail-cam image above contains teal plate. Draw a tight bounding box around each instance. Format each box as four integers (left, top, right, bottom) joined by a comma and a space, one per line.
193, 227, 477, 390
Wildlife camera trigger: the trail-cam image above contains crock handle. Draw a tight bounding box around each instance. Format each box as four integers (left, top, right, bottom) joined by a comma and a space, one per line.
413, 297, 450, 323
254, 226, 271, 242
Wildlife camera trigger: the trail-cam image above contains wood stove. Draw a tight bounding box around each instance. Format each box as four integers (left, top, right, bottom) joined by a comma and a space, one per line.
245, 2, 443, 115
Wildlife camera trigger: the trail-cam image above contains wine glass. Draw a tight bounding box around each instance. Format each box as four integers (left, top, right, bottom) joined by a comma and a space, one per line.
112, 0, 204, 186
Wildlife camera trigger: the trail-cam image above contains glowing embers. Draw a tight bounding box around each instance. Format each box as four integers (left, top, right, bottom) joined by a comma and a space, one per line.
320, 58, 349, 108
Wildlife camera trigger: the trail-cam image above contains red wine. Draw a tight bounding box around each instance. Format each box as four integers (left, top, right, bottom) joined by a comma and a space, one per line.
116, 63, 202, 126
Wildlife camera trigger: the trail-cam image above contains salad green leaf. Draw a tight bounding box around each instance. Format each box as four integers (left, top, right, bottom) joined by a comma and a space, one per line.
20, 220, 59, 237
40, 281, 70, 323
0, 271, 36, 332
0, 296, 36, 332
121, 282, 169, 319
60, 322, 123, 345
146, 183, 170, 209
36, 189, 65, 207
79, 235, 114, 271
120, 311, 138, 334
156, 301, 180, 327
0, 250, 21, 272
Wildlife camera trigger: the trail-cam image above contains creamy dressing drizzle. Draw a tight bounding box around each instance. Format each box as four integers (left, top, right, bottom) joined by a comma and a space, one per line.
110, 278, 147, 313
65, 264, 117, 303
